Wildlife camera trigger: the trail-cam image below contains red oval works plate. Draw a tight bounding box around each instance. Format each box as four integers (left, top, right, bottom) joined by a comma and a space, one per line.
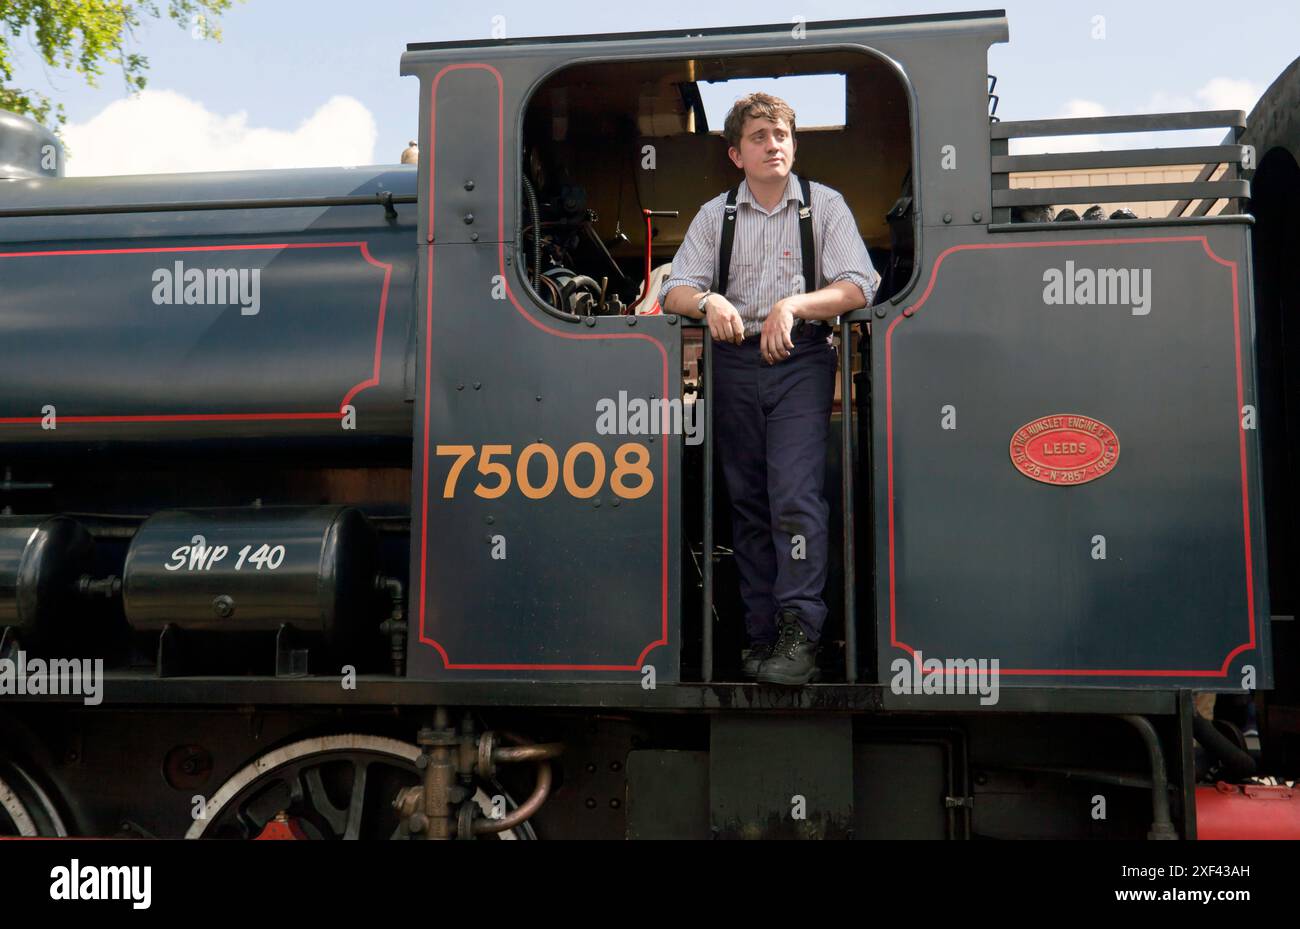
1009, 413, 1120, 486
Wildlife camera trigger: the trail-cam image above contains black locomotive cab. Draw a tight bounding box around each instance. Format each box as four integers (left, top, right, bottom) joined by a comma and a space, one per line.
510, 46, 916, 681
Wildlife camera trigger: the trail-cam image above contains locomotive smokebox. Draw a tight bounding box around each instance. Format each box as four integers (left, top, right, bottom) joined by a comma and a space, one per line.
122, 507, 381, 660
0, 516, 95, 652
0, 110, 63, 180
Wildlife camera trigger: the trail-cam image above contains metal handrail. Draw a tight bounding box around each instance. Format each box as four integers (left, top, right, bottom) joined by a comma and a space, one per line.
680, 316, 858, 683
993, 144, 1251, 175
992, 180, 1249, 209
703, 326, 715, 682
0, 192, 417, 219
991, 109, 1246, 139
988, 110, 1252, 224
840, 319, 858, 683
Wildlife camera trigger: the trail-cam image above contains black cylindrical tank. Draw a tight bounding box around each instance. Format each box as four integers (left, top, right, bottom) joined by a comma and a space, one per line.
0, 516, 94, 648
122, 507, 380, 651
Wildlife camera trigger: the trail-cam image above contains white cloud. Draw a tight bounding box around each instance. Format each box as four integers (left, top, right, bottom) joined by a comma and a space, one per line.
1194, 77, 1262, 114
62, 90, 378, 177
1143, 78, 1261, 117
1146, 90, 1197, 113
1008, 99, 1106, 154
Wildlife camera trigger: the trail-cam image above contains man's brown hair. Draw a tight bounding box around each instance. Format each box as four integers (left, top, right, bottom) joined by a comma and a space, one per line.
722, 92, 797, 150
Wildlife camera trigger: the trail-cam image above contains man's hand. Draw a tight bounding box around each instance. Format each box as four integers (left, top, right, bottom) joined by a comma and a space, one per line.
705, 295, 745, 345
761, 297, 799, 364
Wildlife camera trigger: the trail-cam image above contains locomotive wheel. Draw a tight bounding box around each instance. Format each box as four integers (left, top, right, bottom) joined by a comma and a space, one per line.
0, 760, 69, 837
185, 734, 528, 839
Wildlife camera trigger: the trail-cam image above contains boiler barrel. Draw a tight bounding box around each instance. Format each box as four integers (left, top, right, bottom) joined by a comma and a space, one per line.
0, 166, 417, 460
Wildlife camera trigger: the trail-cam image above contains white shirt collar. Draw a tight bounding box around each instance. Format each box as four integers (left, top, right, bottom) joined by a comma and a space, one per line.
736, 171, 803, 214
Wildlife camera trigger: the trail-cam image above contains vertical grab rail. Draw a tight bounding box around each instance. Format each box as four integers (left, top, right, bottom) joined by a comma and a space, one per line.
839, 321, 858, 683
697, 320, 854, 683
701, 329, 715, 683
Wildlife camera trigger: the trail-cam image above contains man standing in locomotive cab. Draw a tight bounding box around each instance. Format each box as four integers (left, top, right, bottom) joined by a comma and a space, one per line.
660, 93, 878, 685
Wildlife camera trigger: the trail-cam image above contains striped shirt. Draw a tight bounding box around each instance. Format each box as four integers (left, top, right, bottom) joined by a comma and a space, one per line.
659, 171, 879, 338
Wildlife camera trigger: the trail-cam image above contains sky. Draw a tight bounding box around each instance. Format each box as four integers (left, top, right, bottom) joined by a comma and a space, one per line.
4, 0, 1298, 176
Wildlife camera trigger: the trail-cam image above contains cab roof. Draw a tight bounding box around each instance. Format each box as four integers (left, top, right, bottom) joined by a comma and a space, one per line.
405, 8, 1007, 52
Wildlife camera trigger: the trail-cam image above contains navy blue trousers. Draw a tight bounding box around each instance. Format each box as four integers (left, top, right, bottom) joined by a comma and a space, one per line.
711, 323, 837, 644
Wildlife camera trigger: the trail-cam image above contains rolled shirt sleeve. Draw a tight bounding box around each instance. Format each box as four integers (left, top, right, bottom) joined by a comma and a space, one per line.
658, 202, 719, 307
819, 191, 880, 306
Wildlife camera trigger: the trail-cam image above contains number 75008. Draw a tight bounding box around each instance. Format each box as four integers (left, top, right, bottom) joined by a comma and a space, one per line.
435, 442, 653, 500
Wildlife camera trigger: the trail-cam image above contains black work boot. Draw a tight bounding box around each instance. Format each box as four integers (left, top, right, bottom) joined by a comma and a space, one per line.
756, 612, 820, 685
741, 641, 775, 679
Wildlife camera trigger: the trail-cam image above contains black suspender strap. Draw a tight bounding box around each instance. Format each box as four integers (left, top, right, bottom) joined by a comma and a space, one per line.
797, 175, 817, 294
714, 176, 817, 302
715, 184, 739, 295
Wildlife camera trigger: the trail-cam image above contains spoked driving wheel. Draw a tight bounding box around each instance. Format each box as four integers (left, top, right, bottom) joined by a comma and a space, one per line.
185, 734, 528, 839
0, 759, 69, 837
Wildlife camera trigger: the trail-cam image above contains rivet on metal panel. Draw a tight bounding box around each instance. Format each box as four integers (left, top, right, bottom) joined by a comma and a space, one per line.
486, 516, 494, 525
626, 316, 637, 326
667, 315, 678, 325
972, 211, 983, 223
456, 383, 464, 390
473, 382, 481, 390
464, 180, 475, 191
463, 213, 474, 224
593, 498, 602, 508
584, 316, 596, 327
470, 232, 479, 242
942, 212, 952, 224
874, 306, 886, 318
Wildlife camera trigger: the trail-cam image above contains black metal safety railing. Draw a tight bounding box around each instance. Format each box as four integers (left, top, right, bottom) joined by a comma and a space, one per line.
0, 192, 417, 220
684, 316, 859, 683
989, 110, 1252, 224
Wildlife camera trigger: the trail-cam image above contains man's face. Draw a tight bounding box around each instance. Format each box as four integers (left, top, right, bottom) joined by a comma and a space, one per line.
728, 114, 796, 184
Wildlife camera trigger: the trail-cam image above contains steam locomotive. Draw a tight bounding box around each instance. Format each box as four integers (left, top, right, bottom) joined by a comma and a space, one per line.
1, 10, 1298, 840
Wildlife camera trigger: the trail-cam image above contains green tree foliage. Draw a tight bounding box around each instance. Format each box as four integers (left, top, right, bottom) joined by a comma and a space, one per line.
1, 1, 238, 128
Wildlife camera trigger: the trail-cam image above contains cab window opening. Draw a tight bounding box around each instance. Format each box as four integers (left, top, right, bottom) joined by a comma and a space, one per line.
517, 48, 915, 341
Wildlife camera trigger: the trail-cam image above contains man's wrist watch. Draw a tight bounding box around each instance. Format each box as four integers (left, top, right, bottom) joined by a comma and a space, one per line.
696, 291, 714, 314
